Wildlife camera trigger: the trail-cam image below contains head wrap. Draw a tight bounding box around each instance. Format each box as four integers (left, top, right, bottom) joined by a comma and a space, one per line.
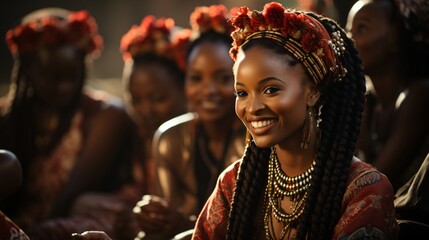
189, 4, 235, 39
120, 15, 191, 70
230, 2, 347, 85
6, 8, 103, 57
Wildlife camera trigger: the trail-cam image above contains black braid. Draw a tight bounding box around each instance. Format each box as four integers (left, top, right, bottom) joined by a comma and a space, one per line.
226, 142, 270, 240
225, 12, 366, 240
296, 13, 366, 239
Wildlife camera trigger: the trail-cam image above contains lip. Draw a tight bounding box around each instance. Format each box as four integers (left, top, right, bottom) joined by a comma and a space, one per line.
247, 118, 277, 135
198, 99, 223, 111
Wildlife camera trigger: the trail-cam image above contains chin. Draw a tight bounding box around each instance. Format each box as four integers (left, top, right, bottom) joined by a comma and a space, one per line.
252, 137, 274, 149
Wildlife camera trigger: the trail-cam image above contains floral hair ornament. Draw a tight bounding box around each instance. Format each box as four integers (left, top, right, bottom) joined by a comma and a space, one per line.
6, 8, 103, 57
120, 15, 190, 70
230, 2, 347, 85
189, 4, 235, 39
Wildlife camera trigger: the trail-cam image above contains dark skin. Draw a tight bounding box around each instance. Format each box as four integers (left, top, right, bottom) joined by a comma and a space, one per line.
347, 0, 429, 189
234, 46, 320, 238
134, 41, 237, 239
18, 45, 133, 217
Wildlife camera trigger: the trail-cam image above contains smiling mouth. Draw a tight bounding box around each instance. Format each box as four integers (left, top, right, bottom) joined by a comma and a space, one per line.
250, 119, 277, 129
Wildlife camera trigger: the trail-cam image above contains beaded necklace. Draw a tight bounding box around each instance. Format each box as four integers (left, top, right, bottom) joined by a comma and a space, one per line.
263, 147, 316, 240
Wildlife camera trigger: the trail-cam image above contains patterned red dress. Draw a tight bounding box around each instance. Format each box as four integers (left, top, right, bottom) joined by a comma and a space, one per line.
193, 159, 399, 239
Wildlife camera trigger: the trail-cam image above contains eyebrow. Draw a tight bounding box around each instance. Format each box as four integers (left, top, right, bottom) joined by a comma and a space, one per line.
236, 77, 285, 86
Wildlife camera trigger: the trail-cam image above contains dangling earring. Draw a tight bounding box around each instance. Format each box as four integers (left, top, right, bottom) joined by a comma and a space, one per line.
301, 107, 314, 149
245, 129, 252, 146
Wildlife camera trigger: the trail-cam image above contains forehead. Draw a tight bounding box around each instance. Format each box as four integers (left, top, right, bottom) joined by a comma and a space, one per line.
187, 41, 232, 68
235, 45, 308, 84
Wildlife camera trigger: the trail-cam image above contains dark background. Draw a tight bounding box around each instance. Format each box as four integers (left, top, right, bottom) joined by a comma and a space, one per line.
1, 1, 302, 96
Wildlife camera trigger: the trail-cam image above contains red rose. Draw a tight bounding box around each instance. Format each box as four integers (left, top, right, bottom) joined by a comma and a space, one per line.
263, 2, 285, 29
250, 11, 266, 31
301, 32, 319, 52
281, 13, 304, 36
231, 7, 251, 29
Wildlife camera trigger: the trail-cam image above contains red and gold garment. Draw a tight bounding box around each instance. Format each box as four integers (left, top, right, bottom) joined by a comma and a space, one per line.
193, 160, 398, 239
0, 211, 30, 240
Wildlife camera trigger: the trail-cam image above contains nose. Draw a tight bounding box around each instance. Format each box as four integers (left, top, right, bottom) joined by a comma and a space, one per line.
201, 80, 218, 95
135, 100, 153, 118
246, 94, 265, 114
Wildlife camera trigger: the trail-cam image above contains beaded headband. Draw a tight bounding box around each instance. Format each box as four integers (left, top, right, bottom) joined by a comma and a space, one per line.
189, 4, 235, 39
120, 15, 191, 70
230, 2, 347, 85
6, 9, 103, 57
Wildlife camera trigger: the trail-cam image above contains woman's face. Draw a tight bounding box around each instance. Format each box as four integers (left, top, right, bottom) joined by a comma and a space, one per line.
234, 45, 319, 148
127, 63, 185, 136
26, 45, 85, 107
185, 41, 235, 123
346, 0, 399, 75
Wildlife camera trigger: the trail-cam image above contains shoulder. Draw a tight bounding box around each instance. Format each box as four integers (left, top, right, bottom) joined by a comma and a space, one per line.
334, 158, 399, 239
81, 88, 131, 124
153, 112, 197, 143
346, 158, 393, 196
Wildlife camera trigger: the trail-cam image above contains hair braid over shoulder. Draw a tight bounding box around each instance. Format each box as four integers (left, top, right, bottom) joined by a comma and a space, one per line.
226, 142, 270, 239
296, 13, 366, 239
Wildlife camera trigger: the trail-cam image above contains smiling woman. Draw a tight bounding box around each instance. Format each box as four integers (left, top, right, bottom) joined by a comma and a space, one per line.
192, 2, 399, 240
130, 5, 246, 240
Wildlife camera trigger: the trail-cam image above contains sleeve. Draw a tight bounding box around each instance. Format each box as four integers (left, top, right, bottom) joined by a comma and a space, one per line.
192, 161, 240, 240
333, 169, 399, 240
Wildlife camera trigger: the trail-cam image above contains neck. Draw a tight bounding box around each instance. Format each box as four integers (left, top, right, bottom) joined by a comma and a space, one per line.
201, 117, 235, 142
367, 63, 407, 107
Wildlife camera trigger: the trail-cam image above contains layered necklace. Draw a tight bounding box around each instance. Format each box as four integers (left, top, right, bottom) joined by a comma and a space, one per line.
263, 147, 316, 240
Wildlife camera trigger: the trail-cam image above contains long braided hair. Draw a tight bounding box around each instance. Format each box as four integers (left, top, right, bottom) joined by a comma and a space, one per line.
226, 9, 366, 240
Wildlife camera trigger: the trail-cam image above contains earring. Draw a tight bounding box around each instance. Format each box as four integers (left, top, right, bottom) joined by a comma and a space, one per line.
301, 107, 314, 149
245, 129, 252, 146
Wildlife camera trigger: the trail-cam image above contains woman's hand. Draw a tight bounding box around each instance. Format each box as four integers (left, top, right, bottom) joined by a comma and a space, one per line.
71, 231, 112, 240
133, 195, 190, 236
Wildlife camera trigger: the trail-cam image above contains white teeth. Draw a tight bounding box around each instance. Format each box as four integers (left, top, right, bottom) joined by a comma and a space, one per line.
250, 119, 276, 128
201, 101, 218, 109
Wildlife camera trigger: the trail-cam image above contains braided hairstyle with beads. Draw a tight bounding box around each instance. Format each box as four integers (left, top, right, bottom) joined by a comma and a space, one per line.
226, 3, 366, 240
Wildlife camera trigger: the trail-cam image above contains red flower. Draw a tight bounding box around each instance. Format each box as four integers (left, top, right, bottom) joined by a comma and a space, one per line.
263, 2, 285, 29
250, 11, 266, 31
301, 31, 319, 52
231, 6, 251, 29
281, 12, 304, 36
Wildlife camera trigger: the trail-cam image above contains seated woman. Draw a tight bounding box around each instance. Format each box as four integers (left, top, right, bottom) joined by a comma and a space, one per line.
193, 2, 398, 239
0, 8, 134, 238
132, 5, 246, 240
347, 0, 429, 191
61, 15, 189, 240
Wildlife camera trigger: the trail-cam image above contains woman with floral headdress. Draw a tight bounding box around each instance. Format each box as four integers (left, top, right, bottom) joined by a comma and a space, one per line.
192, 2, 398, 239
0, 7, 134, 238
130, 5, 246, 240
347, 0, 429, 192
70, 16, 190, 240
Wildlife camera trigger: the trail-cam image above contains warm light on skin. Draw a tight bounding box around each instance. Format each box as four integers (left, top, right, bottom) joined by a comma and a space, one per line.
185, 41, 236, 123
233, 45, 319, 150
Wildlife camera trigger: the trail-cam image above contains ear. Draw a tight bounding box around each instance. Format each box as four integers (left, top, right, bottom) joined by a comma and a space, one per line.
305, 83, 320, 107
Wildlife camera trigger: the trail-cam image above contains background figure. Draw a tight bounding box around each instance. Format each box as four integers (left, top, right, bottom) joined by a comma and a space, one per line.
133, 5, 246, 239
66, 15, 190, 240
0, 150, 29, 240
0, 8, 134, 238
347, 0, 429, 190
193, 3, 397, 239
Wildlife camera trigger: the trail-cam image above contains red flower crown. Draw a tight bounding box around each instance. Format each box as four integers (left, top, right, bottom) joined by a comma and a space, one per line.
6, 10, 103, 57
230, 2, 347, 84
189, 4, 235, 39
120, 15, 190, 70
